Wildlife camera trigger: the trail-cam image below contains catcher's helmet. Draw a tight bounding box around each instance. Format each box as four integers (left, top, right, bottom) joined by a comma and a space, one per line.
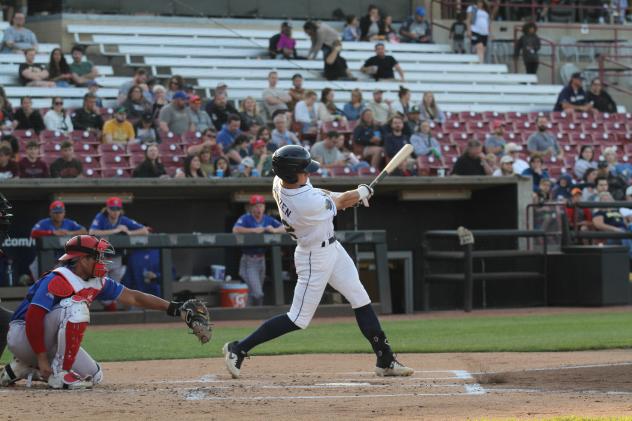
59, 235, 114, 278
272, 145, 320, 183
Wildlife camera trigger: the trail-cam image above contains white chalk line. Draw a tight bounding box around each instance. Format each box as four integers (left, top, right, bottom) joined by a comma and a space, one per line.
182, 391, 478, 401
470, 361, 632, 376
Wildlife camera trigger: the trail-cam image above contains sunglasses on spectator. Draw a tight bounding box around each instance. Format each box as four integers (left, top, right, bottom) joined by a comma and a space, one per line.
54, 101, 64, 105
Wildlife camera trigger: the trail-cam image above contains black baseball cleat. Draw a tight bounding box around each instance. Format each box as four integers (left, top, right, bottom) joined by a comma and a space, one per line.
222, 341, 248, 379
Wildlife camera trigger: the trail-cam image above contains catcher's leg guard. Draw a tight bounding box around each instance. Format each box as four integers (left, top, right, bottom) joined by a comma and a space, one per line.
52, 298, 89, 374
0, 357, 34, 386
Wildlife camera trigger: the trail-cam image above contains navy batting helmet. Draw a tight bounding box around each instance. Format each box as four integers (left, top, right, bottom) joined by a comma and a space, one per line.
272, 145, 320, 183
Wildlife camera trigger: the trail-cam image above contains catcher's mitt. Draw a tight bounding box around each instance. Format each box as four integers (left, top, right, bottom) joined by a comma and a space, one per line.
180, 299, 212, 344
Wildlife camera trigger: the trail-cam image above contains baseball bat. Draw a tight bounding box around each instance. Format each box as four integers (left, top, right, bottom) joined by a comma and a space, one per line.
369, 144, 414, 189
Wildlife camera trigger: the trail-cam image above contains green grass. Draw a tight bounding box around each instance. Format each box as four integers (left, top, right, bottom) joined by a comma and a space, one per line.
2, 311, 632, 364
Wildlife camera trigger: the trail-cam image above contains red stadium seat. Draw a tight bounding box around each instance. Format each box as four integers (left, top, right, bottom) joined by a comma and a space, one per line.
158, 142, 183, 154
357, 166, 378, 177
83, 168, 102, 178
70, 130, 99, 144
550, 111, 574, 123
483, 111, 504, 122
102, 168, 132, 178
12, 129, 38, 141
100, 143, 128, 154
101, 153, 130, 167
604, 122, 627, 134
41, 142, 64, 154
127, 143, 147, 154
75, 142, 99, 154
574, 111, 598, 124
181, 131, 203, 145
78, 155, 101, 170
160, 131, 182, 144
506, 111, 530, 123
40, 130, 69, 143
459, 111, 483, 122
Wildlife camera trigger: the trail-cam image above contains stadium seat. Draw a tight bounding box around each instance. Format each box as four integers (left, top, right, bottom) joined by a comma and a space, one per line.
158, 142, 183, 154
102, 168, 132, 178
40, 130, 69, 143
70, 130, 99, 144
101, 153, 130, 167
100, 143, 128, 154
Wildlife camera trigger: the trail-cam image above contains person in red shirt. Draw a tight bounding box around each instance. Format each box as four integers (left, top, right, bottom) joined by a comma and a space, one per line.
565, 187, 592, 232
18, 140, 48, 178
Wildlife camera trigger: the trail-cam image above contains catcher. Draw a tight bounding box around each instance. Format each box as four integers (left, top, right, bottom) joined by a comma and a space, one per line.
0, 234, 211, 390
0, 193, 13, 361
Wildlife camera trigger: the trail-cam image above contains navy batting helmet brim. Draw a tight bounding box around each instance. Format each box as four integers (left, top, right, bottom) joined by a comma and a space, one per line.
305, 160, 320, 174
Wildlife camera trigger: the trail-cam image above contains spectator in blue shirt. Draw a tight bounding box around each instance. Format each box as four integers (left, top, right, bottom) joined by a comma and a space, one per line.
217, 114, 242, 153
553, 72, 593, 113
232, 195, 284, 306
521, 155, 550, 192
343, 89, 365, 121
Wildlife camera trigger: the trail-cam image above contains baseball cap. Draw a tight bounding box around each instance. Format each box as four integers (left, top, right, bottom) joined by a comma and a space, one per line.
292, 73, 303, 80
249, 194, 265, 205
373, 88, 384, 94
189, 95, 201, 103
216, 82, 227, 89
415, 6, 426, 16
141, 112, 153, 121
115, 106, 126, 114
492, 120, 505, 129
571, 187, 583, 196
242, 157, 255, 168
506, 142, 522, 152
500, 155, 514, 164
571, 72, 585, 80
106, 196, 123, 210
408, 105, 420, 114
49, 200, 65, 213
172, 91, 188, 100
253, 139, 266, 149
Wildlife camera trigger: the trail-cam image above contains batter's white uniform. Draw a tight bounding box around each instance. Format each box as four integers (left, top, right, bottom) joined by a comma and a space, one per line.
272, 176, 371, 328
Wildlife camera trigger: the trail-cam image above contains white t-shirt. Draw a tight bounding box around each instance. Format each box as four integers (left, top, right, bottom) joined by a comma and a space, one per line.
272, 176, 336, 249
467, 5, 490, 36
513, 158, 529, 174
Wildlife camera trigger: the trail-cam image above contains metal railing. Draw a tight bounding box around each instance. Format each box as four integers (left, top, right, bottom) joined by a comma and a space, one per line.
597, 54, 632, 96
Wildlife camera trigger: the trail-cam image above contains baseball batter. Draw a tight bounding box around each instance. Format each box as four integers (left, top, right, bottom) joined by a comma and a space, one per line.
223, 145, 413, 378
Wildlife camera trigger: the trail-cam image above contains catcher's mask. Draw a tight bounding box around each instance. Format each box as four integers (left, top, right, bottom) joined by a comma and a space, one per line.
59, 235, 114, 278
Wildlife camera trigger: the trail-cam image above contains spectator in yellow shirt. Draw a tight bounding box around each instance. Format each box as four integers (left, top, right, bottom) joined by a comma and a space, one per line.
102, 107, 135, 144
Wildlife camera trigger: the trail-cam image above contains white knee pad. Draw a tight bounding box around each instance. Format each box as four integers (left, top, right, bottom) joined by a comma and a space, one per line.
60, 298, 90, 324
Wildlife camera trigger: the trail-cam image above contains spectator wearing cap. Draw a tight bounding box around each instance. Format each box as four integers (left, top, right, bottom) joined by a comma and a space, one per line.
492, 155, 515, 176
239, 96, 265, 134
324, 39, 355, 81
187, 95, 213, 132
261, 71, 292, 119
505, 142, 529, 174
103, 107, 135, 144
1, 12, 37, 53
158, 91, 194, 135
122, 85, 152, 121
0, 145, 17, 179
217, 114, 242, 157
303, 20, 340, 60
566, 187, 593, 232
294, 90, 319, 135
18, 140, 48, 178
553, 72, 592, 113
232, 195, 284, 306
134, 112, 160, 144
342, 15, 360, 42
269, 22, 297, 59
132, 144, 167, 178
18, 48, 54, 87
484, 120, 507, 157
311, 130, 347, 170
361, 43, 405, 82
90, 197, 149, 285
366, 89, 393, 125
271, 114, 300, 148
452, 139, 493, 176
527, 116, 563, 159
68, 44, 99, 86
343, 89, 365, 122
252, 139, 273, 176
118, 68, 152, 105
72, 93, 103, 133
12, 96, 45, 133
400, 7, 432, 43
288, 74, 305, 112
237, 157, 258, 178
359, 4, 386, 41
521, 155, 549, 192
50, 141, 83, 178
586, 78, 617, 113
31, 201, 87, 239
206, 92, 239, 131
352, 108, 384, 169
574, 145, 598, 180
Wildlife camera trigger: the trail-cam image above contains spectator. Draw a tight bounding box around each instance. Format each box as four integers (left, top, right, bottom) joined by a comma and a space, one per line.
1, 12, 37, 53
72, 93, 103, 133
17, 140, 47, 178
134, 113, 160, 145
213, 156, 231, 178
449, 12, 467, 53
43, 97, 74, 135
206, 92, 239, 131
86, 80, 103, 108
392, 86, 413, 116
47, 48, 73, 87
187, 128, 222, 158
257, 126, 272, 144
361, 42, 405, 82
239, 96, 265, 134
593, 174, 610, 202
383, 115, 410, 165
418, 92, 444, 124
310, 130, 347, 169
118, 68, 151, 105
553, 72, 592, 113
317, 87, 345, 122
269, 22, 297, 59
342, 15, 360, 41
303, 20, 340, 60
185, 94, 212, 132
359, 4, 386, 41
410, 120, 443, 164
581, 168, 599, 201
343, 89, 365, 121
12, 96, 45, 133
521, 155, 550, 192
527, 116, 563, 159
574, 145, 598, 179
50, 141, 83, 178
175, 155, 206, 178
399, 7, 432, 43
533, 178, 552, 205
493, 155, 516, 176
504, 142, 528, 174
294, 90, 319, 135
598, 157, 627, 201
484, 120, 507, 157
132, 144, 166, 178
566, 188, 593, 232
271, 114, 300, 148
261, 71, 292, 118
366, 89, 393, 125
0, 134, 19, 158
288, 74, 305, 112
18, 48, 54, 87
232, 195, 284, 306
586, 78, 617, 113
466, 0, 492, 64
102, 107, 135, 144
234, 156, 255, 177
197, 146, 215, 175
552, 174, 573, 201
228, 134, 251, 164
68, 45, 99, 87
217, 114, 242, 156
30, 201, 86, 239
352, 108, 384, 169
0, 145, 18, 179
0, 87, 13, 126
604, 146, 632, 181
158, 91, 193, 135
324, 39, 355, 81
165, 75, 185, 101
383, 15, 400, 43
452, 139, 493, 175
151, 84, 168, 117
513, 22, 540, 75
252, 139, 273, 176
123, 85, 152, 121
593, 192, 627, 236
